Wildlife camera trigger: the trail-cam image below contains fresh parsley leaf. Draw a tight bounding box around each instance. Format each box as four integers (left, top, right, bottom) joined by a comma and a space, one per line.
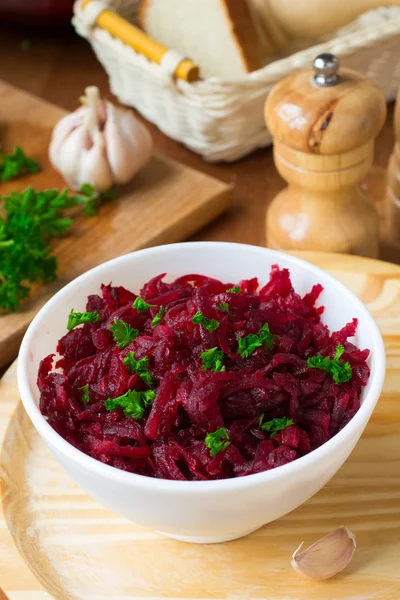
205, 427, 230, 457
141, 389, 157, 407
257, 322, 276, 352
0, 146, 39, 181
151, 306, 166, 327
258, 415, 294, 436
201, 347, 226, 373
105, 389, 145, 420
217, 302, 230, 315
226, 286, 241, 294
307, 345, 352, 384
192, 311, 220, 332
80, 183, 96, 196
0, 186, 119, 313
109, 318, 139, 349
102, 186, 118, 201
123, 351, 154, 386
238, 333, 262, 358
238, 322, 278, 358
67, 309, 100, 330
133, 297, 154, 313
78, 384, 90, 405
70, 184, 118, 216
104, 388, 157, 418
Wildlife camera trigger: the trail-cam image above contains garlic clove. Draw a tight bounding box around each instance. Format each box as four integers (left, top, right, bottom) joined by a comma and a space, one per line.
57, 124, 91, 190
49, 108, 86, 171
77, 129, 113, 193
291, 526, 356, 581
117, 106, 153, 172
104, 102, 152, 184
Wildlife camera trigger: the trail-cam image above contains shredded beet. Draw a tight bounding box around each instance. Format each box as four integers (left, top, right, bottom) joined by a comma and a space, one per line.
37, 266, 370, 480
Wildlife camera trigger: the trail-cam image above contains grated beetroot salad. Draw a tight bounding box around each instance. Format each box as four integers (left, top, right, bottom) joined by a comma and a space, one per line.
38, 266, 370, 481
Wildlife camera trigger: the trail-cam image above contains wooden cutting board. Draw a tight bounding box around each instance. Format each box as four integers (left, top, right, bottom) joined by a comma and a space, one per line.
0, 81, 231, 369
1, 251, 400, 600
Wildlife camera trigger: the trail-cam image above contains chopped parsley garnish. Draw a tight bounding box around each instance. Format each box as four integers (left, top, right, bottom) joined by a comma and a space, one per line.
205, 427, 230, 456
123, 352, 154, 386
0, 146, 39, 181
105, 390, 143, 419
201, 347, 226, 372
258, 415, 294, 436
78, 384, 90, 405
104, 388, 156, 418
192, 311, 220, 332
307, 345, 352, 384
141, 389, 157, 407
238, 333, 261, 358
217, 302, 230, 315
109, 318, 139, 349
226, 286, 241, 294
151, 306, 166, 327
258, 323, 276, 351
133, 297, 154, 313
67, 309, 100, 330
238, 322, 278, 358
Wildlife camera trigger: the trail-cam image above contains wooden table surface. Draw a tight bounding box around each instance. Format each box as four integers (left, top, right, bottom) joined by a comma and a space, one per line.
1, 24, 398, 264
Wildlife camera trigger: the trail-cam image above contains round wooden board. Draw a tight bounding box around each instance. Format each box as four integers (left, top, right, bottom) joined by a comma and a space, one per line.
1, 251, 400, 600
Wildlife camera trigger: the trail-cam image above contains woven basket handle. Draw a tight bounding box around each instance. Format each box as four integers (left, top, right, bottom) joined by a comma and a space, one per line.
80, 0, 200, 82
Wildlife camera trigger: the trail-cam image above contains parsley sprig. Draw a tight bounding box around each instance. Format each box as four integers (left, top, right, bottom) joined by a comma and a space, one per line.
78, 183, 117, 216
0, 146, 39, 181
133, 297, 155, 313
217, 302, 230, 315
67, 309, 100, 330
0, 186, 118, 313
205, 427, 230, 456
238, 323, 278, 358
192, 311, 220, 332
151, 306, 166, 327
258, 415, 294, 436
201, 347, 226, 372
307, 345, 352, 384
110, 319, 139, 349
78, 384, 90, 405
104, 389, 156, 419
123, 352, 154, 386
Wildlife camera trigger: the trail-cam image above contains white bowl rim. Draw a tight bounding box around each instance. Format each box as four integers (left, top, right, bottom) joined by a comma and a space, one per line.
18, 242, 386, 494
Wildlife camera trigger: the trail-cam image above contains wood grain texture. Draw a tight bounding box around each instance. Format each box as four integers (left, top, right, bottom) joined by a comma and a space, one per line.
0, 81, 231, 370
1, 251, 400, 600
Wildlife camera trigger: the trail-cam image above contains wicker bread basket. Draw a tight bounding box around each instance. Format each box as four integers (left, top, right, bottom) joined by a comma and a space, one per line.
73, 1, 400, 162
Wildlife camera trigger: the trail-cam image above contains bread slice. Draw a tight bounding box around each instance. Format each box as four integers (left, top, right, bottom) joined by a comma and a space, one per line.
247, 0, 290, 53
138, 0, 263, 80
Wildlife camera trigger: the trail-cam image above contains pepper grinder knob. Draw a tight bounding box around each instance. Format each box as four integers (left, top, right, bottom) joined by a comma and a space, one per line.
313, 53, 340, 86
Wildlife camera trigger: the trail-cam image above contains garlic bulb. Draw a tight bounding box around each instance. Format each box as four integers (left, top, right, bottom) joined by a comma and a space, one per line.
291, 526, 356, 580
49, 86, 152, 193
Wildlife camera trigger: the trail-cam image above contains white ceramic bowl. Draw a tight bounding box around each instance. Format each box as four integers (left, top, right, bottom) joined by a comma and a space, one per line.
18, 243, 385, 544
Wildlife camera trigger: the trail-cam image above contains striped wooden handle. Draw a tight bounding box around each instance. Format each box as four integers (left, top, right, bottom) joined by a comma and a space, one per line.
81, 0, 199, 82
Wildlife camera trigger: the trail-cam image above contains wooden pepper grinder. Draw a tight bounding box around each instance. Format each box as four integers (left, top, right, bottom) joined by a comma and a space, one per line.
386, 89, 400, 245
265, 53, 387, 257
